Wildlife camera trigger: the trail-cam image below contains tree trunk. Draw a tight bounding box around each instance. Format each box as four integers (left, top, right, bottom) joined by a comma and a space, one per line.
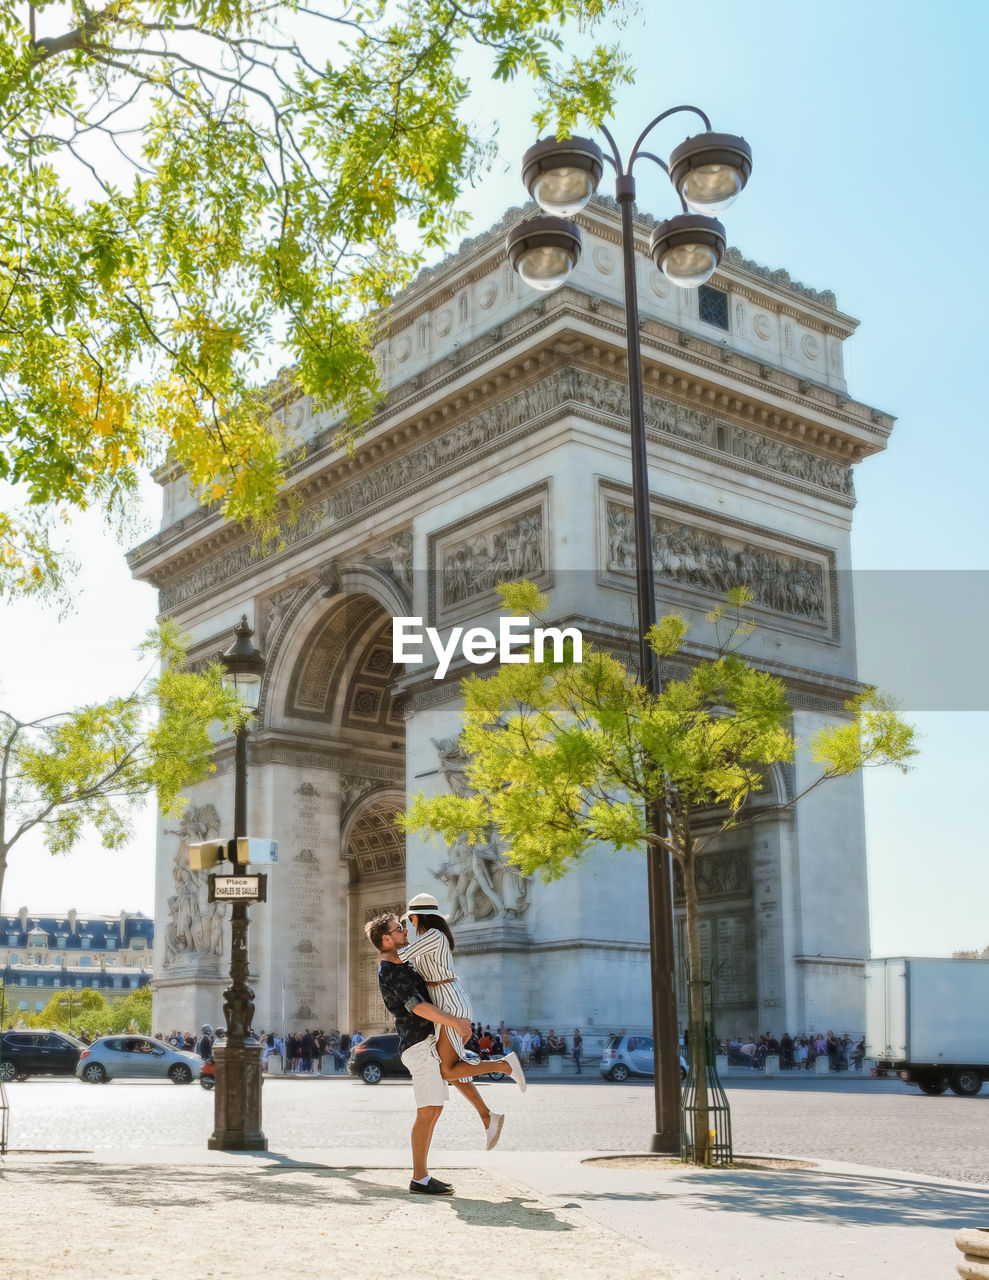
682, 850, 711, 1164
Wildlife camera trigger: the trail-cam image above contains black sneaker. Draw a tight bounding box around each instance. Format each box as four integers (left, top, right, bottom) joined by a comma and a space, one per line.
409, 1176, 454, 1195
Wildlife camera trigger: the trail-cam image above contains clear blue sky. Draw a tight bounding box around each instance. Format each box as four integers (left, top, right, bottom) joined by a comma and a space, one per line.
2, 0, 986, 956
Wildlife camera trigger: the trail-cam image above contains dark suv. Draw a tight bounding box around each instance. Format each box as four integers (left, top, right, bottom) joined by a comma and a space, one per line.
346, 1034, 410, 1085
0, 1029, 87, 1081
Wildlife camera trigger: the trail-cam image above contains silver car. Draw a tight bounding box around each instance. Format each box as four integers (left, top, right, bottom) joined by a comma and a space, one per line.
599, 1033, 688, 1083
75, 1034, 204, 1084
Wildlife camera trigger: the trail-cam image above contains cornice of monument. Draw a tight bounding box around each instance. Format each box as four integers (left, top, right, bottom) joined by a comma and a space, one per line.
206, 728, 404, 780
130, 293, 884, 596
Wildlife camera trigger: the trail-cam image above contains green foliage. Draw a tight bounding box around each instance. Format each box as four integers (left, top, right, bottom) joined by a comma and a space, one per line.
0, 0, 631, 600
402, 580, 918, 882
29, 987, 113, 1036
106, 983, 153, 1033
402, 579, 916, 1154
0, 619, 242, 905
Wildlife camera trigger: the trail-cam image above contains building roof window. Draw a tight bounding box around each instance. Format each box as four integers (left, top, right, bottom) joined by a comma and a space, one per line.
698, 283, 729, 331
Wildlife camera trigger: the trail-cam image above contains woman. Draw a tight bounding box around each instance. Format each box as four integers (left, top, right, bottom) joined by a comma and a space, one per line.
399, 892, 525, 1149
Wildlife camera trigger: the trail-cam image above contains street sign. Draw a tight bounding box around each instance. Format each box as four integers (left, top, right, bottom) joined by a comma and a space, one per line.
189, 841, 225, 871
208, 874, 267, 903
234, 837, 279, 865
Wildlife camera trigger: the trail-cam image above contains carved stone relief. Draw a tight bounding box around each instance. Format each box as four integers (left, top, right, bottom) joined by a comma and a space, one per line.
427, 739, 531, 925
363, 529, 413, 603
162, 803, 227, 969
674, 849, 752, 903
603, 493, 834, 632
158, 367, 853, 613
428, 483, 550, 624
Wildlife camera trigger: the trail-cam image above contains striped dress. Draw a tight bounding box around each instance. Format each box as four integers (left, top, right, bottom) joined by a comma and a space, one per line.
399, 928, 480, 1066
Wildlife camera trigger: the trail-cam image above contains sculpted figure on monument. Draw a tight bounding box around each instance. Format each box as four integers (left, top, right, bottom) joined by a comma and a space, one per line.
428, 739, 531, 923
162, 802, 224, 967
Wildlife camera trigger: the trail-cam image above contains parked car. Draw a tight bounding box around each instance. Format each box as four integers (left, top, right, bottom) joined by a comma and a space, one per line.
75, 1035, 203, 1084
347, 1033, 410, 1085
599, 1033, 688, 1083
0, 1029, 87, 1081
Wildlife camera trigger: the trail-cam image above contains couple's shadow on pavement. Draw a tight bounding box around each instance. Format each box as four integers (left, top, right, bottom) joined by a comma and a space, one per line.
17, 1152, 579, 1232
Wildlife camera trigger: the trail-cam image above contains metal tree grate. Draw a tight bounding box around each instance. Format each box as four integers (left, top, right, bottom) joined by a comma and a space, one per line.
680, 973, 733, 1166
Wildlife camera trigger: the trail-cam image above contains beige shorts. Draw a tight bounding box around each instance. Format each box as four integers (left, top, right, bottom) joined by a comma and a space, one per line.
400, 1035, 449, 1109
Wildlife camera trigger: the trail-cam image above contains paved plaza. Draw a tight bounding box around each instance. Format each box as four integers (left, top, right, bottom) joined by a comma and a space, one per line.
3, 1075, 988, 1278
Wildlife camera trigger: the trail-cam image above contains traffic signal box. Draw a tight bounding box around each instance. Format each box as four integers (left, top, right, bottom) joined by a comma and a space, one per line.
188, 838, 279, 870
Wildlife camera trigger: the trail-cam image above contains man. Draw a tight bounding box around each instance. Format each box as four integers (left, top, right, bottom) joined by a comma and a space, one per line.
365, 911, 473, 1196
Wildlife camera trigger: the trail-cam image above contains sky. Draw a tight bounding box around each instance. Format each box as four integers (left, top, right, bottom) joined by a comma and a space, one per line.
1, 0, 986, 957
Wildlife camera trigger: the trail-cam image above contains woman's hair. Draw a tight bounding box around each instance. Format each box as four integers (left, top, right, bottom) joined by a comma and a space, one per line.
414, 913, 455, 951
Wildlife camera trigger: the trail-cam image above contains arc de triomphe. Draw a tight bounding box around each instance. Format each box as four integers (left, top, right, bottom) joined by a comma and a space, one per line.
130, 196, 891, 1044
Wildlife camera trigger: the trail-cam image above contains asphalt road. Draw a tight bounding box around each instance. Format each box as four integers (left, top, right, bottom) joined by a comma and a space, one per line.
4, 1072, 987, 1185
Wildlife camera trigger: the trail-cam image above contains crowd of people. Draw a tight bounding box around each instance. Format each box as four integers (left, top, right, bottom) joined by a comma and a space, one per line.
461, 1025, 585, 1069
156, 1023, 590, 1072
722, 1030, 865, 1071
157, 1026, 366, 1072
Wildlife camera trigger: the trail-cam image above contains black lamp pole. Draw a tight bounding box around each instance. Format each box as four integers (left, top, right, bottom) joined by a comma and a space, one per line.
507, 111, 752, 1153
209, 615, 267, 1152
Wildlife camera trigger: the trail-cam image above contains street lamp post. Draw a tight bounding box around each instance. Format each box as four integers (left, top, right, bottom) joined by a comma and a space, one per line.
209, 614, 268, 1152
507, 112, 751, 1153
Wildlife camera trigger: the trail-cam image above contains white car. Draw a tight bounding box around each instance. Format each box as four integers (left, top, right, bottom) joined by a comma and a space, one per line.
599, 1033, 688, 1083
75, 1034, 205, 1084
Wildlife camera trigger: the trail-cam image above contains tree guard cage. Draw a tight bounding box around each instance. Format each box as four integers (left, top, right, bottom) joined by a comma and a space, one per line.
680, 967, 733, 1166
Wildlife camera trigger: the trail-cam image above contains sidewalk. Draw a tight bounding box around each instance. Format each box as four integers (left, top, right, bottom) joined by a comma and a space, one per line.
3, 1142, 987, 1279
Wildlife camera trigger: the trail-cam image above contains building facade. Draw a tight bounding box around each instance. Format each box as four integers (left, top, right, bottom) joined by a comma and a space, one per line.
1, 909, 153, 1017
129, 197, 893, 1047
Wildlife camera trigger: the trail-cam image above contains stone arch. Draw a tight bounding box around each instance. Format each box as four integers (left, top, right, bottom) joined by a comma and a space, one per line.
244, 580, 407, 1036
344, 793, 407, 1035
257, 561, 409, 729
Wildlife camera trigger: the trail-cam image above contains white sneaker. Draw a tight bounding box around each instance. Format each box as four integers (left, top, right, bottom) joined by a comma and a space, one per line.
503, 1050, 526, 1093
484, 1111, 505, 1150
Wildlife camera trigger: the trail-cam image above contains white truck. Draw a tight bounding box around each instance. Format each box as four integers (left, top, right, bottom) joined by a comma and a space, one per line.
865, 957, 989, 1097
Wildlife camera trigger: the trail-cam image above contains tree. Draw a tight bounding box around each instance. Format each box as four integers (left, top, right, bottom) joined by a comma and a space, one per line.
31, 986, 112, 1035
0, 620, 243, 910
0, 0, 630, 601
107, 983, 153, 1033
402, 581, 917, 1162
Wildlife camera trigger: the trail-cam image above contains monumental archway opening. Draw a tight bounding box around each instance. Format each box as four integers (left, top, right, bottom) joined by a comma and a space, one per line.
260, 586, 406, 1034
344, 794, 406, 1034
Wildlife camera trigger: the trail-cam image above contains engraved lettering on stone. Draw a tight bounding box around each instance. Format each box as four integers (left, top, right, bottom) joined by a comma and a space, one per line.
801, 333, 820, 361
753, 313, 773, 340
442, 509, 544, 607
607, 501, 826, 622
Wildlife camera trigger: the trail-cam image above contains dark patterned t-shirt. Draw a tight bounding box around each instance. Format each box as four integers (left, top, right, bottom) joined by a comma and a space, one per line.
377, 959, 432, 1051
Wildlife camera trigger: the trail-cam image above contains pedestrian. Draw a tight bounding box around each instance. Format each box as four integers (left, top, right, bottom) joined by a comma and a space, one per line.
399, 892, 525, 1150
573, 1027, 583, 1074
365, 911, 474, 1195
